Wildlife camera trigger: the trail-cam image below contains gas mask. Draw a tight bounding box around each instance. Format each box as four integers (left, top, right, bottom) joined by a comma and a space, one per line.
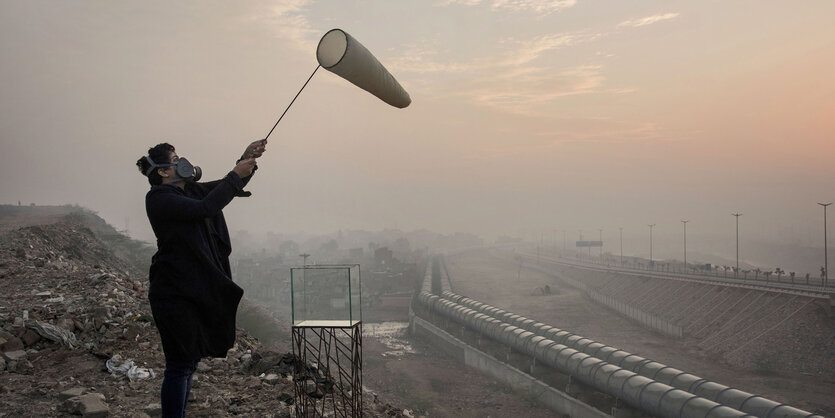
145, 156, 202, 183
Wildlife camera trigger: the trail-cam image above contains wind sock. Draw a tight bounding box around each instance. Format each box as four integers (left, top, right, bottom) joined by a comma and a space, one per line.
262, 28, 411, 141
316, 28, 411, 108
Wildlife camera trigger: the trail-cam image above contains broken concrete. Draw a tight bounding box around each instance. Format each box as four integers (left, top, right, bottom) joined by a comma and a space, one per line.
1, 349, 27, 362
63, 392, 110, 417
59, 387, 87, 401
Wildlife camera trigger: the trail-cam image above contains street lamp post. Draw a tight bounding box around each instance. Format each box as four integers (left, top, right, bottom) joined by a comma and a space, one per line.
681, 220, 689, 272
580, 230, 590, 257
732, 213, 742, 278
299, 253, 311, 294
648, 224, 655, 268
598, 228, 603, 260
819, 203, 832, 287
554, 228, 558, 256
619, 227, 623, 266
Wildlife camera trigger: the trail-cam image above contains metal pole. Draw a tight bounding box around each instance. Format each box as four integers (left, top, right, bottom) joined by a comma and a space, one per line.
681, 220, 689, 272
619, 227, 623, 266
264, 65, 321, 141
599, 229, 603, 260
819, 203, 832, 287
732, 213, 742, 278
580, 230, 588, 257
554, 228, 558, 256
648, 224, 655, 268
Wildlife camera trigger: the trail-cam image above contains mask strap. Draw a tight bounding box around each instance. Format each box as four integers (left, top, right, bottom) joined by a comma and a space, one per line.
144, 156, 175, 177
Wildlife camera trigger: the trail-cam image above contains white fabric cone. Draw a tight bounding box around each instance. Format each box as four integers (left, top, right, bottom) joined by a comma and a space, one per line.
316, 29, 411, 108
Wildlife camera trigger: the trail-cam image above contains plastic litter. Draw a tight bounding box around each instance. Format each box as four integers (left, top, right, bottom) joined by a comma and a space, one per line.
106, 354, 155, 382
25, 319, 77, 348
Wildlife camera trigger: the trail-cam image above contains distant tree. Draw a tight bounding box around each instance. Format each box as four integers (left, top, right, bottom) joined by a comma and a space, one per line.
775, 268, 784, 282
763, 271, 772, 281
742, 270, 750, 279
789, 272, 796, 283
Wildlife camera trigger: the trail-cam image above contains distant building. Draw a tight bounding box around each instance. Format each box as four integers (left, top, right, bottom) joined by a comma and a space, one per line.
374, 247, 393, 266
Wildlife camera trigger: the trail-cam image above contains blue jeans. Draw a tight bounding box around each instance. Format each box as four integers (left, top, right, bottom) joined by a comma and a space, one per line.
161, 359, 198, 418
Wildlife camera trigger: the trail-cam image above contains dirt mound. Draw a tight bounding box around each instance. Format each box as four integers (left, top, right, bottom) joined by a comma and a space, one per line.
0, 215, 408, 417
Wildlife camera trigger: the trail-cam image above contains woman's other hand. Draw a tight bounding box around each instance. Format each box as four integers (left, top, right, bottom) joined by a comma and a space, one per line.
233, 158, 257, 179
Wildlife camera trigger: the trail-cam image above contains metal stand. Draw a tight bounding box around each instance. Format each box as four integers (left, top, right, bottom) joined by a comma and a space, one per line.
292, 322, 362, 417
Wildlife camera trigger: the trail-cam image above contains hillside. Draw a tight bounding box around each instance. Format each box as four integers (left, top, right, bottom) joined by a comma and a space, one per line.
0, 206, 406, 417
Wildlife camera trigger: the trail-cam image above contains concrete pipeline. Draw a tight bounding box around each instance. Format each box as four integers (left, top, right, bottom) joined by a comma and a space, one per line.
416, 291, 757, 418
433, 290, 818, 418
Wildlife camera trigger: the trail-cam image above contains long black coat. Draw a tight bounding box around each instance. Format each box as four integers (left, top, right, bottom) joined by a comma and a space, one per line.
145, 171, 252, 361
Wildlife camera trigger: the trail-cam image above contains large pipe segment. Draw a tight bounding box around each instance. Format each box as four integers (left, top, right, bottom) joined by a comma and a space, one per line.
416, 291, 752, 418
421, 257, 452, 296
435, 290, 820, 418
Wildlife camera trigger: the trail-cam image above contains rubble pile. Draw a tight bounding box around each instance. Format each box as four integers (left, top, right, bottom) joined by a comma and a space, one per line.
0, 217, 409, 417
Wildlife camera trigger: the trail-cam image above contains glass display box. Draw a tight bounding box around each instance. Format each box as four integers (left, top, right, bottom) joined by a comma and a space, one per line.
291, 264, 361, 327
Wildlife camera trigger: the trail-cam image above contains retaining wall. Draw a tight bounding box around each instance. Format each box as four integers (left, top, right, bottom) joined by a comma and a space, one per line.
586, 290, 683, 338
526, 262, 684, 338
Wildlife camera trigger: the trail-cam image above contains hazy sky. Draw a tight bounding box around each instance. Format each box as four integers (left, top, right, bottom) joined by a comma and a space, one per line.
2, 1, 834, 262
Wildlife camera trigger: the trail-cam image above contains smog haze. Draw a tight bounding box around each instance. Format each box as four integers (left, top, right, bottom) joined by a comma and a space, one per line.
2, 1, 835, 273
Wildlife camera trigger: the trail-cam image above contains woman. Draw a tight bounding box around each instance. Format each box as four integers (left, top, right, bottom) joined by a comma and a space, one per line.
136, 139, 266, 417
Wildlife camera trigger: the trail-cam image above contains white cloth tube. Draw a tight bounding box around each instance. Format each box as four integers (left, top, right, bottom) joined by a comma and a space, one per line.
316, 29, 411, 108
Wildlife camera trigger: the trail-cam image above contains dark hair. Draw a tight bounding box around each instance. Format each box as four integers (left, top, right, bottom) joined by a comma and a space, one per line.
136, 143, 175, 186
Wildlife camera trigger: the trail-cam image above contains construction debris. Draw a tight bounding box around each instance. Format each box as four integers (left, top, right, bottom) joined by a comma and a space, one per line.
0, 213, 409, 417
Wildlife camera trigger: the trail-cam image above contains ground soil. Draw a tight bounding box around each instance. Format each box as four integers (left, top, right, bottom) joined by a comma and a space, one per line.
444, 249, 835, 416
363, 330, 562, 418
248, 298, 561, 418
